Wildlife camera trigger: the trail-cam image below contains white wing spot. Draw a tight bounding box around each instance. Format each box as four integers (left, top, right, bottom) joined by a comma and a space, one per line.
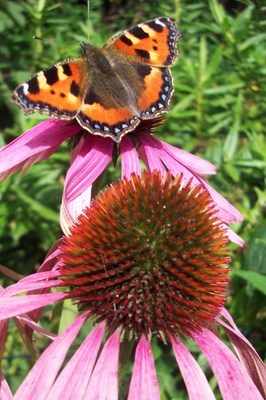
22, 83, 29, 94
155, 18, 166, 27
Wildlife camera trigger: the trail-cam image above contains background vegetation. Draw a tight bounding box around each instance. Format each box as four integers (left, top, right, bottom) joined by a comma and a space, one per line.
0, 0, 266, 397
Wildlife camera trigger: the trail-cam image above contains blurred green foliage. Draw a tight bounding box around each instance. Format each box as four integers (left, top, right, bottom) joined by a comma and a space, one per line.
0, 0, 266, 397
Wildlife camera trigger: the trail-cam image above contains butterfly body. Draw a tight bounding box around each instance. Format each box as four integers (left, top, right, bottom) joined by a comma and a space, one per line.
13, 17, 181, 142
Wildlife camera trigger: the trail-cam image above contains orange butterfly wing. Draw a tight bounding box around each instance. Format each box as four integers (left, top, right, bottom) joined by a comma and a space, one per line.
13, 59, 87, 119
77, 91, 139, 142
106, 17, 181, 66
136, 66, 173, 119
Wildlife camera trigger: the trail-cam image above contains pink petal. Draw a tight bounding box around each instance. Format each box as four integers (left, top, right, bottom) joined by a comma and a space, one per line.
16, 316, 56, 340
226, 227, 245, 247
192, 328, 264, 400
60, 135, 113, 233
14, 313, 87, 400
120, 136, 141, 179
3, 270, 61, 296
0, 120, 79, 180
0, 375, 13, 400
0, 319, 8, 355
26, 244, 63, 325
85, 330, 120, 400
128, 336, 160, 400
64, 135, 113, 201
38, 244, 62, 273
202, 180, 243, 224
47, 322, 105, 400
170, 336, 215, 400
0, 292, 66, 320
60, 184, 91, 235
138, 136, 165, 173
145, 133, 216, 176
218, 309, 266, 398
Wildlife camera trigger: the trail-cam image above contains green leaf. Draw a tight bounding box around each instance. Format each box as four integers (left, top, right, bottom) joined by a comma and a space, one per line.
209, 0, 225, 26
13, 187, 58, 222
223, 92, 242, 160
233, 270, 266, 295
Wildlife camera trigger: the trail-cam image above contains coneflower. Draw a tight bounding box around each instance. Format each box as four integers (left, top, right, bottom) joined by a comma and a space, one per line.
0, 172, 265, 399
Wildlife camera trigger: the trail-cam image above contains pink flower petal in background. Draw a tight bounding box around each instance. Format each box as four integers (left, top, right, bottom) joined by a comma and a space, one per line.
0, 120, 80, 180
84, 330, 120, 400
218, 308, 266, 398
192, 328, 264, 400
128, 336, 160, 400
14, 313, 87, 400
120, 136, 141, 179
47, 322, 105, 400
0, 375, 13, 400
171, 336, 215, 400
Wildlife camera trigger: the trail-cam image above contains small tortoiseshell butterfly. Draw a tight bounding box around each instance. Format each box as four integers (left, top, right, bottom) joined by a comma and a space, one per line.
13, 17, 181, 142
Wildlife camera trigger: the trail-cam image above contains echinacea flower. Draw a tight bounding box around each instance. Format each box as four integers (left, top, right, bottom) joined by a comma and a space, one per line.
0, 172, 265, 399
0, 118, 243, 245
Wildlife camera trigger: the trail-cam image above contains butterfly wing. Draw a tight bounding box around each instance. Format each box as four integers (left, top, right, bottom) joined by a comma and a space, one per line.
77, 88, 140, 142
135, 65, 173, 119
105, 17, 181, 66
76, 63, 173, 141
13, 59, 87, 119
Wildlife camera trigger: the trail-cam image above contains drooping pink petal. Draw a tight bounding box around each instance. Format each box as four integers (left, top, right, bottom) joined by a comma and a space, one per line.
84, 329, 120, 400
64, 135, 113, 201
60, 183, 91, 235
0, 120, 80, 180
192, 328, 264, 400
38, 243, 62, 273
16, 316, 56, 340
170, 336, 215, 400
138, 136, 165, 173
0, 292, 66, 321
3, 269, 61, 296
144, 133, 216, 176
47, 322, 105, 400
60, 135, 113, 233
127, 336, 160, 400
0, 319, 8, 355
218, 309, 266, 398
120, 136, 141, 179
0, 374, 13, 400
27, 244, 63, 326
224, 226, 245, 247
14, 313, 87, 400
202, 180, 243, 224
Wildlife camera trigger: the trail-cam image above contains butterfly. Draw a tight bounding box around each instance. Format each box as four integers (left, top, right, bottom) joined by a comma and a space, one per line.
13, 17, 181, 142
